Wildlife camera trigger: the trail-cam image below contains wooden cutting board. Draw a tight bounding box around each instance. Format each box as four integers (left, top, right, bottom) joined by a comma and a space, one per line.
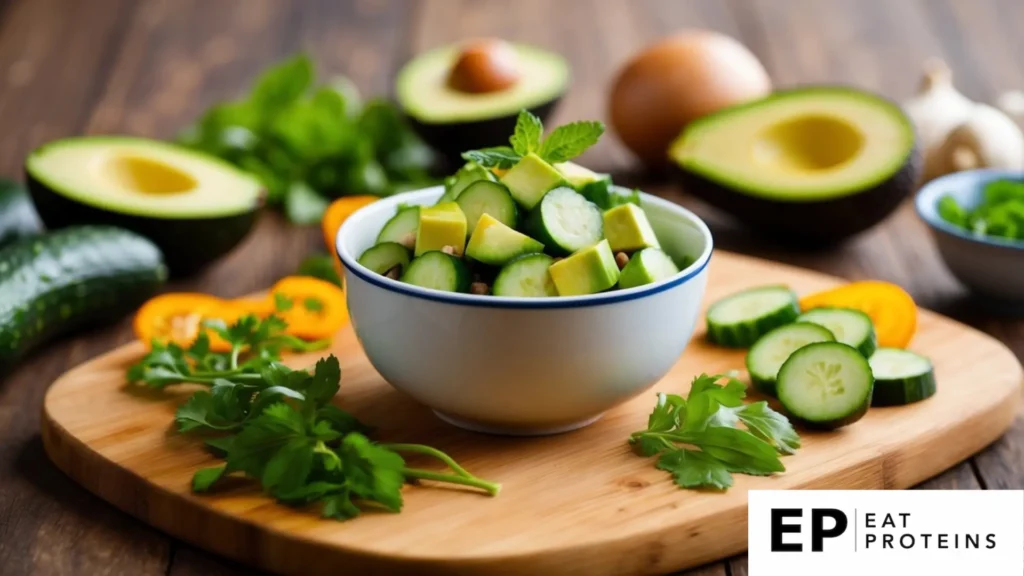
41, 251, 1022, 576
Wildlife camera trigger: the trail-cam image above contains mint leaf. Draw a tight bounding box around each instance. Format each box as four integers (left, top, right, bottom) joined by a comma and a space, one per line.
509, 110, 543, 155
656, 449, 733, 490
461, 146, 520, 169
735, 401, 801, 455
538, 120, 604, 163
192, 465, 227, 492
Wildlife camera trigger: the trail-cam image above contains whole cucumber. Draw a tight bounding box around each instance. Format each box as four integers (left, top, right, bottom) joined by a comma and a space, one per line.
0, 226, 167, 374
0, 178, 43, 248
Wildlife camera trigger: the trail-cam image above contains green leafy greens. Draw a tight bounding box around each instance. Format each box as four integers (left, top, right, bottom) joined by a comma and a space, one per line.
177, 54, 437, 222
937, 178, 1024, 241
629, 373, 800, 490
462, 110, 605, 168
128, 314, 499, 520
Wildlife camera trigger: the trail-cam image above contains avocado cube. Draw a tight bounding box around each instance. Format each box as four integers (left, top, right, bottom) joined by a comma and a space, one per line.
415, 202, 467, 256
602, 204, 660, 253
466, 213, 545, 266
618, 248, 680, 289
548, 239, 620, 296
500, 152, 566, 210
555, 161, 610, 189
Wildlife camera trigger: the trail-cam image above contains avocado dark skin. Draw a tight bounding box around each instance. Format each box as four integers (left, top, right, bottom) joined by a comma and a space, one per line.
406, 98, 561, 169
26, 172, 262, 276
671, 145, 921, 245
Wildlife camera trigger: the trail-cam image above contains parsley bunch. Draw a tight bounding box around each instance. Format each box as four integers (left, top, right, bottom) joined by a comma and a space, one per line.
461, 110, 605, 169
128, 314, 499, 520
629, 374, 801, 490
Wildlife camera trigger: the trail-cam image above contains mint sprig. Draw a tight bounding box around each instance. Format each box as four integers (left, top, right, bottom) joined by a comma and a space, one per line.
461, 110, 605, 168
127, 314, 500, 520
629, 373, 800, 490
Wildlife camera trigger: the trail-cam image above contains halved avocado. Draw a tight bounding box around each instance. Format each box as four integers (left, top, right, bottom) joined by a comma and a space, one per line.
396, 40, 570, 166
669, 87, 919, 244
26, 137, 263, 275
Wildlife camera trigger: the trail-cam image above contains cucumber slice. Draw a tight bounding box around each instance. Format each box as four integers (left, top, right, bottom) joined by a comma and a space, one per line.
618, 248, 680, 289
465, 213, 544, 266
526, 187, 603, 255
868, 348, 937, 406
746, 322, 836, 396
706, 285, 800, 348
797, 307, 877, 358
376, 206, 420, 249
358, 242, 411, 276
400, 251, 470, 293
439, 162, 495, 203
777, 341, 874, 429
493, 253, 558, 297
456, 180, 519, 233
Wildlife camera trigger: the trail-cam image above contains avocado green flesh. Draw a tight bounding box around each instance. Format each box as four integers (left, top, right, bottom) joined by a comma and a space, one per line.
0, 226, 166, 374
548, 239, 619, 296
670, 88, 915, 201
396, 43, 570, 124
26, 137, 262, 218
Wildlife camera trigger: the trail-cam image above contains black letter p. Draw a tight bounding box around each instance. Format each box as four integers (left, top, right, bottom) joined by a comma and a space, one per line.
811, 509, 848, 552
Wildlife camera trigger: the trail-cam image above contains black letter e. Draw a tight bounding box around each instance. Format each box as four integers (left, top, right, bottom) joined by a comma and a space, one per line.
771, 508, 803, 552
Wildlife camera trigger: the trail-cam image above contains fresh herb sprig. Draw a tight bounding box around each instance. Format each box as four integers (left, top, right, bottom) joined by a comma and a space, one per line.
938, 178, 1024, 241
128, 314, 499, 520
462, 110, 605, 169
629, 373, 800, 490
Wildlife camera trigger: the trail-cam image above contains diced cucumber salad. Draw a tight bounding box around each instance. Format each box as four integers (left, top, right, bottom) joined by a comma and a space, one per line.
707, 285, 936, 430
358, 111, 689, 297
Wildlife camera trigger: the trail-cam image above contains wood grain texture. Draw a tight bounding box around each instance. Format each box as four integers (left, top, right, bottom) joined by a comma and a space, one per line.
41, 252, 1023, 576
0, 0, 1023, 574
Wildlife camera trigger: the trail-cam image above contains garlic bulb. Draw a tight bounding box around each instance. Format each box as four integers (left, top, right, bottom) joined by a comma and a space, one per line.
902, 59, 975, 181
934, 103, 1024, 174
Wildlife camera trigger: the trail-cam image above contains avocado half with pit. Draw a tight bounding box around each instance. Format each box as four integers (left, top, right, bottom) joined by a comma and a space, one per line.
669, 87, 919, 244
396, 39, 570, 166
26, 137, 263, 275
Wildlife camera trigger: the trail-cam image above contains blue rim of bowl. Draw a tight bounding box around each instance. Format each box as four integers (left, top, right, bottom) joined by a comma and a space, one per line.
336, 187, 714, 309
915, 168, 1024, 250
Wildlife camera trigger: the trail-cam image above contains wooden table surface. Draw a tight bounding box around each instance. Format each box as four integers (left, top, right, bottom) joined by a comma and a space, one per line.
0, 1, 1021, 574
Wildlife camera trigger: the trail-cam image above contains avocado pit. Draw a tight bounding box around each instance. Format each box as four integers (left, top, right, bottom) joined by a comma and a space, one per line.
447, 39, 521, 94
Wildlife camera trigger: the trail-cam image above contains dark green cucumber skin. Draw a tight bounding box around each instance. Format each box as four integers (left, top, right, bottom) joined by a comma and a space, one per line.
26, 172, 259, 276
706, 300, 800, 349
0, 179, 43, 248
872, 371, 937, 407
0, 226, 167, 374
404, 98, 561, 170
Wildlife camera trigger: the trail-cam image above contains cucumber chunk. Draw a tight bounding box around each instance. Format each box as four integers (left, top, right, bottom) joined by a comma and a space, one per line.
500, 152, 566, 210
415, 202, 467, 257
526, 187, 603, 255
706, 285, 800, 348
456, 180, 519, 233
548, 239, 619, 296
466, 213, 544, 266
400, 251, 470, 293
603, 203, 660, 253
777, 341, 874, 429
797, 307, 877, 358
493, 253, 558, 297
868, 348, 937, 406
358, 242, 411, 276
439, 162, 495, 204
746, 322, 836, 396
618, 248, 680, 289
376, 206, 420, 249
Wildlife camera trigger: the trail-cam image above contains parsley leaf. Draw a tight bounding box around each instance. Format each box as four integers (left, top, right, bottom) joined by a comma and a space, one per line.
461, 146, 520, 169
734, 401, 801, 455
509, 110, 543, 155
538, 120, 605, 163
192, 465, 227, 492
656, 449, 733, 490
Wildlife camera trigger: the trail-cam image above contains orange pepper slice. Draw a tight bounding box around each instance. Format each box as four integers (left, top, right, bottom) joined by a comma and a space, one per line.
268, 276, 349, 340
134, 293, 257, 352
322, 195, 378, 275
799, 281, 918, 348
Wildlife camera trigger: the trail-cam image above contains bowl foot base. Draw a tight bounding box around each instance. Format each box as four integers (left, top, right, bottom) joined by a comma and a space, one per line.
433, 411, 604, 436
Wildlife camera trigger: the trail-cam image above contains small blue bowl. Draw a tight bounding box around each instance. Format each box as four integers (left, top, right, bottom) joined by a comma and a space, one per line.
915, 169, 1024, 303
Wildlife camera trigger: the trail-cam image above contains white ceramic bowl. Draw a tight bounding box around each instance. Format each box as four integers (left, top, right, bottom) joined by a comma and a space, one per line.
336, 186, 714, 435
